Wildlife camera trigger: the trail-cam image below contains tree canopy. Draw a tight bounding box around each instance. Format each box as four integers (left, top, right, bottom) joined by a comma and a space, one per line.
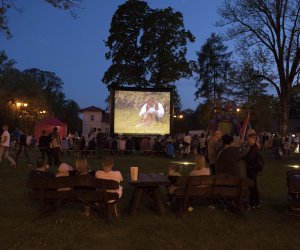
194, 33, 231, 103
0, 50, 81, 132
103, 0, 195, 112
218, 0, 300, 135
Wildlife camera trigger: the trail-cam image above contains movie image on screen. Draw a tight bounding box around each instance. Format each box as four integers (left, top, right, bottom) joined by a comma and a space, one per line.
112, 89, 172, 135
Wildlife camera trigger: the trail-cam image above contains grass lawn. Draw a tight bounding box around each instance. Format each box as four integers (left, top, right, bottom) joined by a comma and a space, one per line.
1, 151, 300, 250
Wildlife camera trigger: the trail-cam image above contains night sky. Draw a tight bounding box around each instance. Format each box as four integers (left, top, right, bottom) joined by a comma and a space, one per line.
1, 0, 225, 110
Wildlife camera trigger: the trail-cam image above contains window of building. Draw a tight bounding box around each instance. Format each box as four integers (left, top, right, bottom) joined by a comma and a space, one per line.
90, 115, 94, 121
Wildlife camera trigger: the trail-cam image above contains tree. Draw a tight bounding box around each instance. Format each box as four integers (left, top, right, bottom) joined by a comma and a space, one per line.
141, 7, 195, 87
230, 60, 268, 105
103, 0, 195, 111
24, 68, 82, 130
218, 0, 300, 135
194, 33, 232, 104
194, 101, 215, 130
0, 0, 81, 38
290, 94, 300, 119
0, 68, 49, 130
102, 0, 150, 87
0, 50, 15, 72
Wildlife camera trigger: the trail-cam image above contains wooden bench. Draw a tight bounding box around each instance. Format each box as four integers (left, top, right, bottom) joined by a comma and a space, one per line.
174, 175, 254, 216
26, 175, 119, 223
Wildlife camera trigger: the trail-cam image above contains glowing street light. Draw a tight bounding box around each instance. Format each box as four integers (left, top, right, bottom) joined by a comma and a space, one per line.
16, 101, 28, 108
236, 108, 241, 112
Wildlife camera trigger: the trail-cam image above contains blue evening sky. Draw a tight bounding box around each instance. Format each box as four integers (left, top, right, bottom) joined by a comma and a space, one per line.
1, 0, 226, 110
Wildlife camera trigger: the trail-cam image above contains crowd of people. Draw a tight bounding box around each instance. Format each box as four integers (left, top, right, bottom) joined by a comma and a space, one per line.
0, 123, 296, 213
166, 130, 262, 210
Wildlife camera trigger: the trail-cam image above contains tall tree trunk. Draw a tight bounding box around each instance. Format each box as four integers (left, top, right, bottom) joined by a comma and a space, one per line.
279, 94, 290, 136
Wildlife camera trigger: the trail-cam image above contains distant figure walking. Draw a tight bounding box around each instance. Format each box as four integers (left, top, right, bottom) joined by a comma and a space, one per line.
0, 125, 16, 167
15, 130, 32, 167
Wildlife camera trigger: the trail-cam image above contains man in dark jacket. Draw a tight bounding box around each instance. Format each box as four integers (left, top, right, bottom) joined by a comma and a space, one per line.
15, 130, 31, 167
216, 134, 242, 177
39, 130, 50, 164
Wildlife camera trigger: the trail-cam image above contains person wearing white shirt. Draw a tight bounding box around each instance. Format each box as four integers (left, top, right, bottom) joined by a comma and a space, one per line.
95, 156, 123, 199
0, 125, 16, 167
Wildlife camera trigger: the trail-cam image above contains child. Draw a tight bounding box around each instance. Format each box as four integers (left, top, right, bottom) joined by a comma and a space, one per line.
190, 155, 210, 176
95, 156, 123, 215
167, 164, 182, 184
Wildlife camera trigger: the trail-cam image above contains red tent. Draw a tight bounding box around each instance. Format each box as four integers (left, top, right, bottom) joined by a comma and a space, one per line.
34, 116, 67, 140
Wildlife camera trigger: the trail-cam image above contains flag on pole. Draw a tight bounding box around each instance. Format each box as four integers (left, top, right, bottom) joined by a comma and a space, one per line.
240, 111, 250, 143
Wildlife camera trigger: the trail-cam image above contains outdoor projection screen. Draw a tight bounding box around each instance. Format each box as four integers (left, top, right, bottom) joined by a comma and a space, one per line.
110, 87, 173, 135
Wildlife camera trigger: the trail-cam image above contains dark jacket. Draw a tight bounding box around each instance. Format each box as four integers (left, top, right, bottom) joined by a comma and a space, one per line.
39, 135, 50, 149
216, 146, 242, 176
19, 133, 27, 146
242, 143, 260, 176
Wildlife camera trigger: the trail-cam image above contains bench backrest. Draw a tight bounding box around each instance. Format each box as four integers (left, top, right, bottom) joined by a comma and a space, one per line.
174, 175, 253, 198
27, 176, 120, 202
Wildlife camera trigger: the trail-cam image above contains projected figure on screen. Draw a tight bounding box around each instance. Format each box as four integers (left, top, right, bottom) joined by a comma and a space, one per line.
136, 97, 165, 127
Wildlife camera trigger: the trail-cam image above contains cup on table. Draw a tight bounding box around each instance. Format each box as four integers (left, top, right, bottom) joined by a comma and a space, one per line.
130, 166, 138, 181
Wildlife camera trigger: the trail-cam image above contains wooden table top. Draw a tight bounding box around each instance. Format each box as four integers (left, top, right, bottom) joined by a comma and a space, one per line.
128, 173, 170, 187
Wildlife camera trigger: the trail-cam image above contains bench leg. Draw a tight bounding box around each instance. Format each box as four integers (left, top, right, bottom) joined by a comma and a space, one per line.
152, 187, 165, 216
129, 188, 143, 217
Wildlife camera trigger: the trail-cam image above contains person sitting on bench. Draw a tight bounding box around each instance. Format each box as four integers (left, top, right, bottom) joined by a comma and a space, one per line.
95, 156, 123, 216
28, 158, 54, 179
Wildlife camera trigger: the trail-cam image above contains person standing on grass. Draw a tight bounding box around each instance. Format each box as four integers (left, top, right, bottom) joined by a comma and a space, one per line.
242, 133, 261, 209
15, 130, 32, 167
49, 127, 61, 167
39, 130, 50, 163
0, 125, 16, 167
216, 134, 241, 177
207, 130, 222, 175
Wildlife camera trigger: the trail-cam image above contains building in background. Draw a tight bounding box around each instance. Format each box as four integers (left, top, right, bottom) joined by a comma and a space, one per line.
81, 106, 110, 138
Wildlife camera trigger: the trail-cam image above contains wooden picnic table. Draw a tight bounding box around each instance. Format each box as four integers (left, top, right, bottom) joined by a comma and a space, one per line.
128, 173, 171, 216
